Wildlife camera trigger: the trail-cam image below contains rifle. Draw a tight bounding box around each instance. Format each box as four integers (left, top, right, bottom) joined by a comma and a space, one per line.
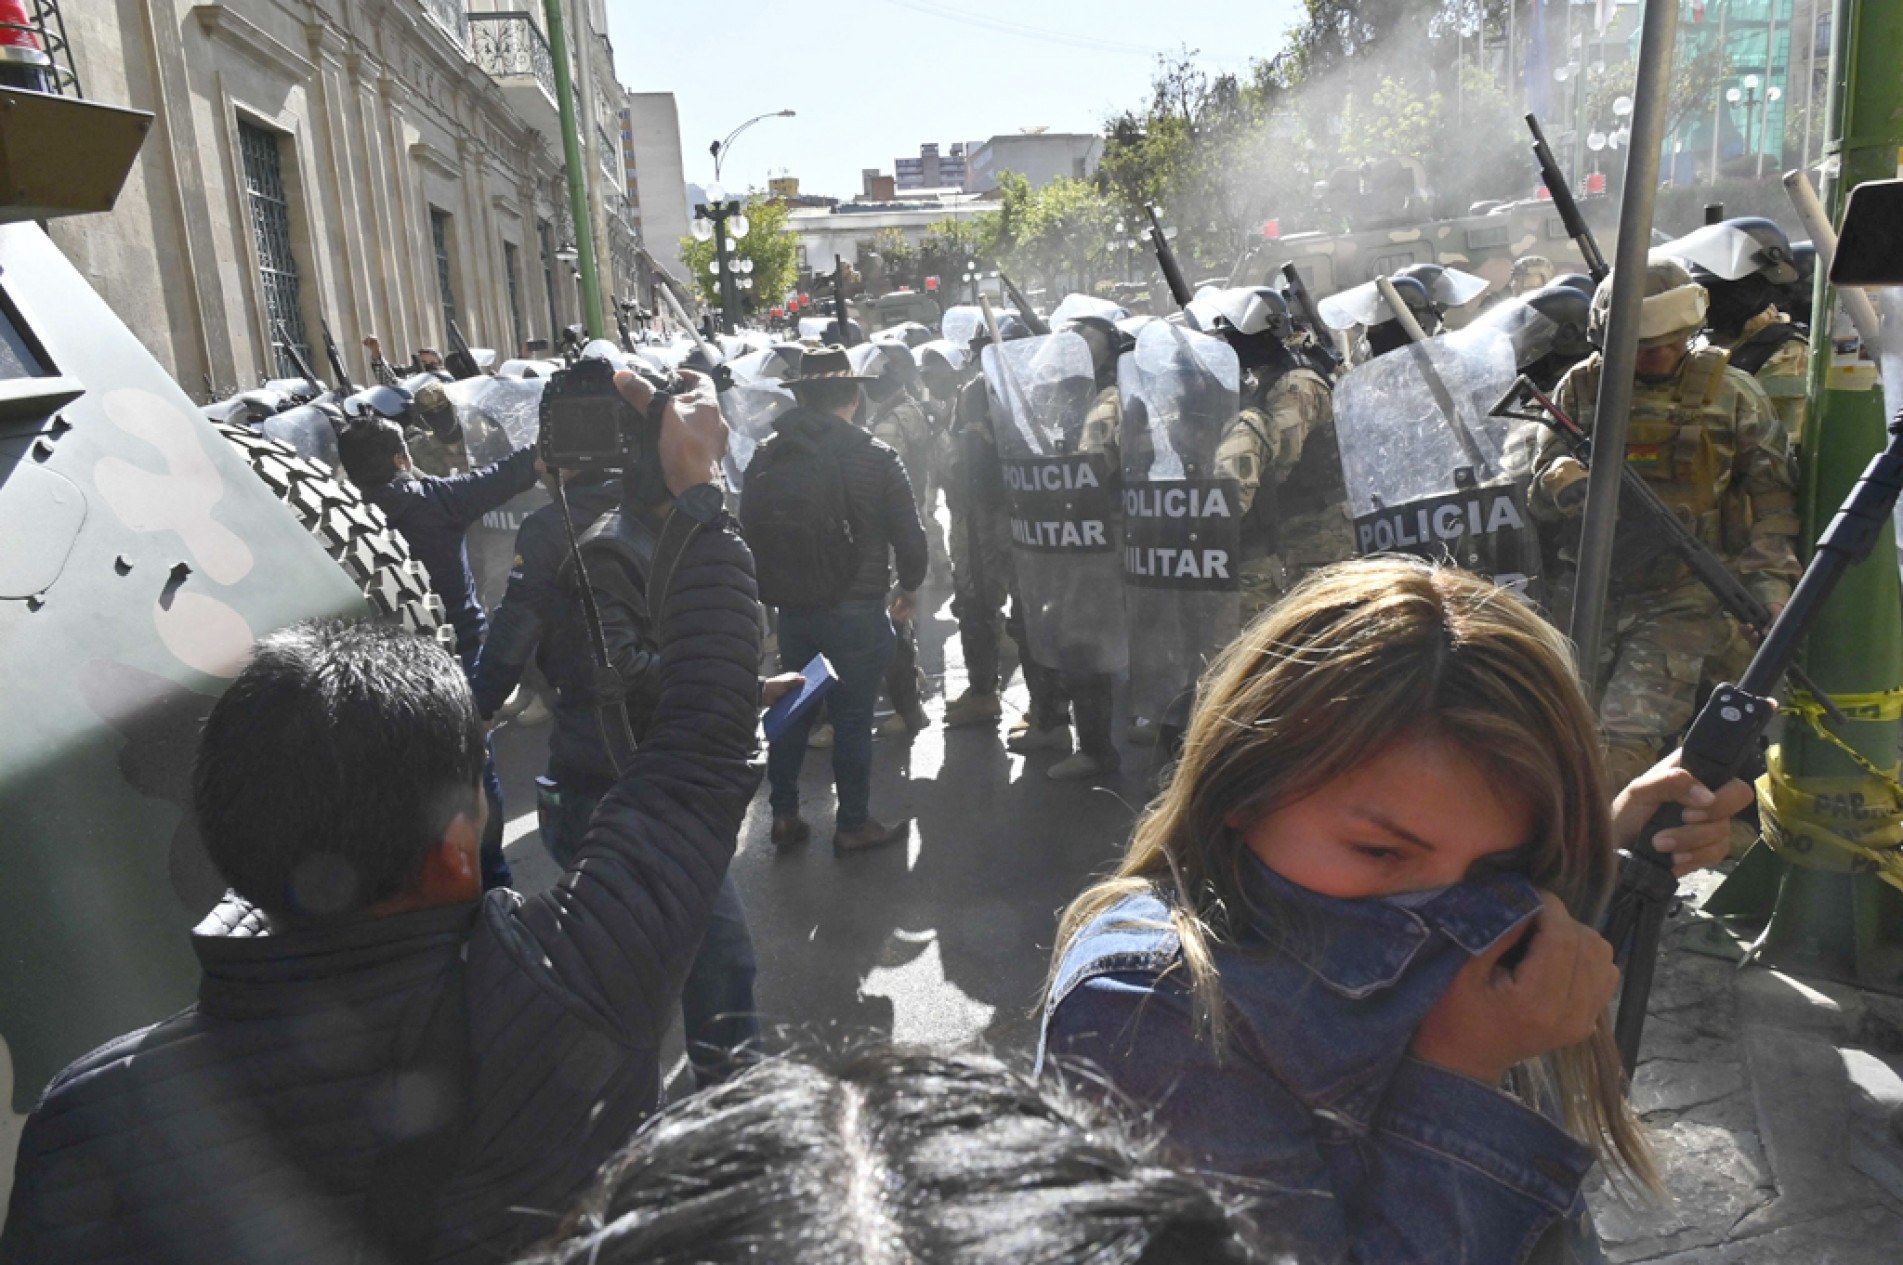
1599, 409, 1903, 1073
1145, 206, 1193, 309
1279, 263, 1341, 374
1492, 374, 1840, 720
319, 317, 355, 394
1526, 114, 1610, 284
613, 298, 635, 352
995, 268, 1049, 336
445, 319, 483, 380
271, 319, 322, 389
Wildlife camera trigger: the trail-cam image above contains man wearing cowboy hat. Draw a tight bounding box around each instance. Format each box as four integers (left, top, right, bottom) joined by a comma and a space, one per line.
747, 345, 927, 854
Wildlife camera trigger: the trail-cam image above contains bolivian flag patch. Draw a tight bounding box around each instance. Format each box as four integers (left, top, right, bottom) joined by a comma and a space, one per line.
1627, 444, 1664, 472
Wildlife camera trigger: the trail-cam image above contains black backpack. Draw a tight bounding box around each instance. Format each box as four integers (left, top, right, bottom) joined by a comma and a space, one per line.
741, 420, 862, 608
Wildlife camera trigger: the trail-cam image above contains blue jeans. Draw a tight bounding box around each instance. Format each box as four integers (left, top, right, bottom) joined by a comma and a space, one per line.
768, 601, 896, 831
537, 781, 761, 1087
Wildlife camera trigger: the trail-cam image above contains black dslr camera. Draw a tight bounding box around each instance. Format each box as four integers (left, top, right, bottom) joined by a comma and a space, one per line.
537, 356, 679, 473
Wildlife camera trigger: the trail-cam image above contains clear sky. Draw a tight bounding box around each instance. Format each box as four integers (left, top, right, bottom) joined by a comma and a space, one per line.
606, 0, 1307, 201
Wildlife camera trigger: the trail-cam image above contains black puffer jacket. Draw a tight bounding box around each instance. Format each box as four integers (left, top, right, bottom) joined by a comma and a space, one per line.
773, 405, 929, 604
0, 514, 763, 1265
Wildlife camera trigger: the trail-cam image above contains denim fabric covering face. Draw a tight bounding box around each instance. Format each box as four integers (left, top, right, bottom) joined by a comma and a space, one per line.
1039, 860, 1604, 1264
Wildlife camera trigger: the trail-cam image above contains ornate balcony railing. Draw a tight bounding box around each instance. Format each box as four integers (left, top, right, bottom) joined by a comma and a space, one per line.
469, 12, 556, 102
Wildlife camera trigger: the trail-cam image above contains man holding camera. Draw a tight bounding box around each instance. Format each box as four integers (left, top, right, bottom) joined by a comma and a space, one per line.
471, 447, 760, 1088
1, 372, 763, 1264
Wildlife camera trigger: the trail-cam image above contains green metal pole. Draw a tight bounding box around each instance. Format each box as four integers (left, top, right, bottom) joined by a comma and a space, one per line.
1714, 0, 1903, 982
542, 0, 605, 339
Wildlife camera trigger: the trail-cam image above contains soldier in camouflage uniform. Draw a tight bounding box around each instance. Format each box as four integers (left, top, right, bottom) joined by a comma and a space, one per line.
1005, 312, 1124, 781
860, 354, 937, 735
942, 318, 1031, 728
1204, 290, 1353, 621
1658, 217, 1812, 688
1529, 260, 1801, 788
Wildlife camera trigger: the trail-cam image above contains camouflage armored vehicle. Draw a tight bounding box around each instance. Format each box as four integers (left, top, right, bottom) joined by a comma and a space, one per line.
0, 67, 448, 1200
1240, 159, 1614, 318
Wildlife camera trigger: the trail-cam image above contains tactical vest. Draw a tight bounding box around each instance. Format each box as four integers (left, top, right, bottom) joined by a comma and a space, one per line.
1571, 346, 1735, 587
1236, 369, 1343, 556
1726, 320, 1808, 377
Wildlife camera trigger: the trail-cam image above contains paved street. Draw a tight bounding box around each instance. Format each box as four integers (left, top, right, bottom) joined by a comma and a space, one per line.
493, 555, 1148, 1074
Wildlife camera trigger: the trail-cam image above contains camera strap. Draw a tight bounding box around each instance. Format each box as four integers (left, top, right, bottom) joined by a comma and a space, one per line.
552, 477, 638, 776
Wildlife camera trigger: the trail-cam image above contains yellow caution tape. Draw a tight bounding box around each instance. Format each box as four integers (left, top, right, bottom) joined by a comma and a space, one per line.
1757, 745, 1903, 894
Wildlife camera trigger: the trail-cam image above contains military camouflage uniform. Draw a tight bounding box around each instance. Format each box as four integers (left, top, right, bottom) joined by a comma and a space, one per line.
1531, 348, 1801, 787
946, 376, 1015, 697
1703, 307, 1811, 683
1215, 365, 1353, 621
1707, 306, 1810, 444
868, 394, 936, 727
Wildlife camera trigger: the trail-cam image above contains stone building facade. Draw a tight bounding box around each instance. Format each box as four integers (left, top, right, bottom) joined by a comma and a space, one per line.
56, 0, 648, 395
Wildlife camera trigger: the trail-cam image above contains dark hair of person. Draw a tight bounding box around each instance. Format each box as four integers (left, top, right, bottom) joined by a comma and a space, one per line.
517, 1048, 1273, 1265
337, 415, 407, 487
794, 378, 862, 416
193, 619, 486, 921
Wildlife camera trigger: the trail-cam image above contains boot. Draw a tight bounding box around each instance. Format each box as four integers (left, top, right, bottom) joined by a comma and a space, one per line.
944, 690, 1002, 727
1048, 751, 1119, 782
771, 816, 811, 850
834, 817, 910, 854
1007, 724, 1073, 755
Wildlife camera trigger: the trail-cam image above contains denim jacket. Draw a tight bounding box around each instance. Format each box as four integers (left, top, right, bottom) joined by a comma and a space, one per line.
1038, 863, 1602, 1264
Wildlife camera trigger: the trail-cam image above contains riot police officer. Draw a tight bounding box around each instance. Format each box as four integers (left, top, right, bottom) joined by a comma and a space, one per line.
1659, 216, 1812, 444
1008, 308, 1126, 781
1528, 260, 1801, 788
1198, 287, 1353, 620
942, 315, 1031, 728
852, 341, 936, 736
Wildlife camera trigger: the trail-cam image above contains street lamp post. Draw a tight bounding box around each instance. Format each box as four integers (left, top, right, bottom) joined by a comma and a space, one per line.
692, 193, 752, 335
694, 109, 793, 336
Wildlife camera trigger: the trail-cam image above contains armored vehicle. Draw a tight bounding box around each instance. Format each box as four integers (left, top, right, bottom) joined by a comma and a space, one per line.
1, 45, 448, 1203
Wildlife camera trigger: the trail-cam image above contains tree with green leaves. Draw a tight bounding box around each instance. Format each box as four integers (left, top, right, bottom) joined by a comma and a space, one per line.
677, 195, 799, 317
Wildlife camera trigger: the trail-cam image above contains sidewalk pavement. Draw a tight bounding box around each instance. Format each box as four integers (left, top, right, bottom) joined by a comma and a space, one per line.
1588, 870, 1903, 1261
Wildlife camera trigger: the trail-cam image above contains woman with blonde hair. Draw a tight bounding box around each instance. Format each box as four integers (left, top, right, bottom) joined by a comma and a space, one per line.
1040, 557, 1748, 1263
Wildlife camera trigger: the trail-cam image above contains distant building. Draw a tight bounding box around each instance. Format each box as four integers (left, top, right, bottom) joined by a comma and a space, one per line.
619, 93, 692, 300
894, 142, 968, 191
786, 190, 992, 277
862, 171, 897, 202
769, 176, 801, 199
965, 132, 1103, 193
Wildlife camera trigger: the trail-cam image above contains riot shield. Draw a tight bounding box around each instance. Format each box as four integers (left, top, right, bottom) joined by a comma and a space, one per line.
720, 380, 796, 494
982, 330, 1128, 675
1333, 322, 1546, 601
262, 403, 341, 469
448, 374, 546, 466
1119, 323, 1242, 721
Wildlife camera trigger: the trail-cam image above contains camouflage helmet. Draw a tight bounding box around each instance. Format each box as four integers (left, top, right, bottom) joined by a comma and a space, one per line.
1588, 258, 1710, 350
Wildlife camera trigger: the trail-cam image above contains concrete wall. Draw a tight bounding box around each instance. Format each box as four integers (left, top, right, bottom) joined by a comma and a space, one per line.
623, 92, 690, 290
54, 0, 598, 394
